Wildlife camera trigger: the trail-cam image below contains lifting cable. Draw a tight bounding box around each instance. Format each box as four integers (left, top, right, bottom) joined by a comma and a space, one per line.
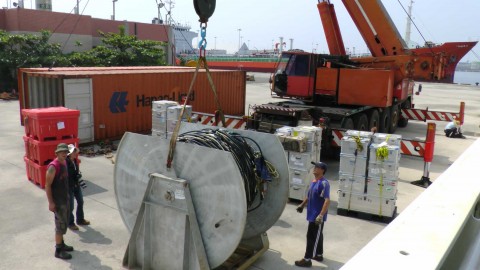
177, 129, 278, 210
167, 0, 226, 168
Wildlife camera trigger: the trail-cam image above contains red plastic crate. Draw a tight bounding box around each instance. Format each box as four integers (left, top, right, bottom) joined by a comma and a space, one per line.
24, 156, 31, 182
25, 137, 79, 166
24, 156, 47, 188
22, 107, 80, 141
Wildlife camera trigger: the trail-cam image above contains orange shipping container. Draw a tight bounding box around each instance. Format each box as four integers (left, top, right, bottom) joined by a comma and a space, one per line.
18, 67, 246, 143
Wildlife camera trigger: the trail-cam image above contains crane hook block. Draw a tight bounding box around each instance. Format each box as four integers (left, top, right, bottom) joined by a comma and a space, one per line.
194, 0, 216, 23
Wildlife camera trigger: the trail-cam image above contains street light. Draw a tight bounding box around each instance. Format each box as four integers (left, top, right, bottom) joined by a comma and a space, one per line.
237, 28, 241, 52
214, 36, 217, 50
155, 0, 164, 24
112, 0, 118, 21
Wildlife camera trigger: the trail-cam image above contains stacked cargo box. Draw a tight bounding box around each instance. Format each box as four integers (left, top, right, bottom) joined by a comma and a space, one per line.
275, 126, 322, 200
337, 131, 401, 219
151, 101, 193, 139
22, 107, 80, 188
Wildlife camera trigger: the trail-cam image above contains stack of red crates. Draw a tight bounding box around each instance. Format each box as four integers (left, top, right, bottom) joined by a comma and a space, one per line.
22, 107, 80, 188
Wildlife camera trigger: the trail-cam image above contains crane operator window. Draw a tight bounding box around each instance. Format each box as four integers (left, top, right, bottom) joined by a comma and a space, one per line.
286, 54, 310, 76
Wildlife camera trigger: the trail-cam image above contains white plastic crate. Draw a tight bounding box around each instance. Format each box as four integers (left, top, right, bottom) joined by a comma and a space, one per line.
345, 130, 373, 139
338, 173, 366, 194
275, 126, 293, 136
339, 154, 367, 176
337, 191, 396, 217
289, 183, 308, 201
369, 144, 401, 164
289, 168, 313, 186
152, 100, 178, 111
368, 161, 399, 180
293, 126, 322, 142
288, 151, 316, 170
167, 105, 192, 120
306, 141, 321, 162
276, 135, 308, 152
366, 177, 397, 199
372, 133, 402, 147
340, 136, 371, 157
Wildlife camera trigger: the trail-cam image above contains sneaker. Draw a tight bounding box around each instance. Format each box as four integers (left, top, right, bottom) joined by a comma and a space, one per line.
61, 243, 74, 252
55, 250, 72, 260
313, 255, 323, 262
77, 219, 90, 226
69, 224, 79, 231
294, 258, 312, 267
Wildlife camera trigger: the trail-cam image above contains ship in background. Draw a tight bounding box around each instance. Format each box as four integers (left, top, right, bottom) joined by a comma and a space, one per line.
187, 0, 476, 83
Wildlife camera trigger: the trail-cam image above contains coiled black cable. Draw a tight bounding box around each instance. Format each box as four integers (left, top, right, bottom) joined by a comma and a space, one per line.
178, 129, 269, 210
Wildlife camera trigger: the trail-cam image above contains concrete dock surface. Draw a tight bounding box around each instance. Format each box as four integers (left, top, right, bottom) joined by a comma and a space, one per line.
1, 74, 479, 269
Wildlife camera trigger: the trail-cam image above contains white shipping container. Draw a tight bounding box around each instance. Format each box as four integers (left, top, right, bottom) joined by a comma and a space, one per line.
368, 161, 399, 180
339, 173, 366, 194
372, 133, 402, 147
341, 136, 371, 157
337, 191, 396, 217
288, 151, 316, 170
366, 178, 397, 199
339, 154, 367, 176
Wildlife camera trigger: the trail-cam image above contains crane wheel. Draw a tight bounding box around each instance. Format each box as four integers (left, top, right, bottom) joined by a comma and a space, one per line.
341, 117, 354, 130
398, 100, 411, 128
354, 113, 369, 131
389, 105, 399, 133
379, 107, 390, 133
368, 109, 380, 132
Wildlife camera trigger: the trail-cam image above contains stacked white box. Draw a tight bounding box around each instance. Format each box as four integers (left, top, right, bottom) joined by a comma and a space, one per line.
339, 173, 366, 194
151, 100, 179, 138
369, 144, 401, 164
277, 126, 322, 200
372, 133, 402, 147
337, 131, 401, 218
337, 191, 396, 217
366, 177, 397, 198
339, 154, 368, 176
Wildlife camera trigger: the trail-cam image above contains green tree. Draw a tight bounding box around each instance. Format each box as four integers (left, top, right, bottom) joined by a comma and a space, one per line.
0, 30, 68, 91
69, 26, 166, 67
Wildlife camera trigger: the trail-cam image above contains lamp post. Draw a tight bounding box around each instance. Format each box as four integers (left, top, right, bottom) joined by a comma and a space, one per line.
112, 0, 118, 21
214, 36, 217, 50
156, 0, 164, 24
237, 28, 241, 52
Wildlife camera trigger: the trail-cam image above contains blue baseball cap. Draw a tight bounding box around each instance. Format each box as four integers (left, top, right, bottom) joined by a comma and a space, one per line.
311, 161, 327, 173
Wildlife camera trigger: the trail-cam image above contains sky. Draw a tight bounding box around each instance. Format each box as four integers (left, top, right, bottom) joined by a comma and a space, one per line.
8, 0, 480, 61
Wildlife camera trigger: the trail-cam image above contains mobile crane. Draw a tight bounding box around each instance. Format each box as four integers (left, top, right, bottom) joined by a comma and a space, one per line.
247, 0, 476, 154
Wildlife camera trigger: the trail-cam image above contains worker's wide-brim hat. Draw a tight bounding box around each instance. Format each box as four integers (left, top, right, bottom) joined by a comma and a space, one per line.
55, 143, 69, 153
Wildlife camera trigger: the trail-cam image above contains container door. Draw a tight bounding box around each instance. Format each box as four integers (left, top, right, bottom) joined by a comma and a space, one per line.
64, 79, 94, 143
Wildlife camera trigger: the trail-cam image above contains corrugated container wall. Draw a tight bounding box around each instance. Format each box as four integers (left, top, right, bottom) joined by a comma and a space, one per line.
18, 68, 246, 142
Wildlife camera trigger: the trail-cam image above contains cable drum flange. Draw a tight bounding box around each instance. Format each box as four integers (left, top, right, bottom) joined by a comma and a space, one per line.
179, 122, 290, 240
114, 132, 247, 268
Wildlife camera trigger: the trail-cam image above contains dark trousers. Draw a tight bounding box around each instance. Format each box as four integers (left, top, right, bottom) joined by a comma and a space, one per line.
69, 185, 84, 225
445, 128, 461, 138
304, 221, 324, 259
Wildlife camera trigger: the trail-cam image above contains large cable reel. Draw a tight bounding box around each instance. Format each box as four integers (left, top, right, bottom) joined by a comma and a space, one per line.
114, 123, 289, 269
